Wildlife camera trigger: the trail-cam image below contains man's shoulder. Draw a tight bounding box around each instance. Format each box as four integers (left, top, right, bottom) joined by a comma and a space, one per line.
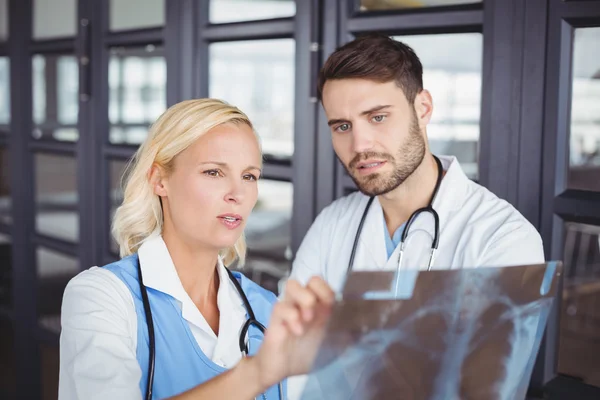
464, 179, 539, 238
461, 181, 544, 265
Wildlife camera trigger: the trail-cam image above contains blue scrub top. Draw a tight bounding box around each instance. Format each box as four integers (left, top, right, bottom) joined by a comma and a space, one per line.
384, 214, 406, 260
104, 254, 285, 400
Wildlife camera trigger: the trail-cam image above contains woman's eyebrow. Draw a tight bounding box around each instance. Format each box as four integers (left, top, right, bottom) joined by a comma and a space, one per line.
198, 161, 227, 167
199, 161, 261, 172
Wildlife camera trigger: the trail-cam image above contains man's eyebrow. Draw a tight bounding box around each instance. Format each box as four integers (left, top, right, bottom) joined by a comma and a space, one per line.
327, 105, 392, 126
360, 105, 392, 115
327, 118, 348, 127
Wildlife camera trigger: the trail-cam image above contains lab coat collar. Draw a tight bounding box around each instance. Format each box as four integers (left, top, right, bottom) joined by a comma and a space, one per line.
431, 155, 468, 213
137, 235, 246, 332
357, 155, 468, 267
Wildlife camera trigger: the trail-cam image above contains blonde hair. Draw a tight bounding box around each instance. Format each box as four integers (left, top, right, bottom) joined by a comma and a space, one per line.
112, 99, 256, 266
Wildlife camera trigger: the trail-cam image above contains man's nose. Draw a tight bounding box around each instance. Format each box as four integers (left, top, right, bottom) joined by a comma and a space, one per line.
352, 127, 375, 154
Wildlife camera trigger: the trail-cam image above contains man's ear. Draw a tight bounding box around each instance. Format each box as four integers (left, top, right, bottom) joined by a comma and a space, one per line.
413, 89, 433, 128
149, 164, 168, 197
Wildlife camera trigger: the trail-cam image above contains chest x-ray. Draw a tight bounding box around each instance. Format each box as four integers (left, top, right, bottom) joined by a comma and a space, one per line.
299, 262, 562, 400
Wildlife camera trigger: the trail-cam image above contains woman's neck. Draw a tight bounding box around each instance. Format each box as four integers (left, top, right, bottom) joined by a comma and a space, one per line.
161, 226, 221, 334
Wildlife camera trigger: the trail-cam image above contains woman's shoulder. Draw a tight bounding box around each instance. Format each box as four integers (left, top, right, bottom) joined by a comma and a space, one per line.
101, 254, 140, 279
60, 265, 140, 396
64, 266, 134, 306
62, 258, 139, 325
60, 266, 139, 353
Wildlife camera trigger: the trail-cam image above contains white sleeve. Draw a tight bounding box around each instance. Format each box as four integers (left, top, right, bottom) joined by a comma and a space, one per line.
289, 209, 329, 286
58, 267, 142, 400
477, 220, 545, 268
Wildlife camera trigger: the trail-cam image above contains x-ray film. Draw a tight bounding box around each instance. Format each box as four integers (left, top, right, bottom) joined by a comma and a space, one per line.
299, 262, 562, 400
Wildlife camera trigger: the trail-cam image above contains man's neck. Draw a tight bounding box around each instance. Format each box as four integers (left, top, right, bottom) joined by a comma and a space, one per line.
378, 153, 440, 237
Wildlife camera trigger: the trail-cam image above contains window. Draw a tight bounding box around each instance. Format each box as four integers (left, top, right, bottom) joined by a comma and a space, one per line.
568, 27, 600, 192
209, 39, 295, 160
244, 179, 293, 294
394, 33, 483, 180
34, 154, 78, 243
0, 233, 11, 309
32, 0, 77, 39
558, 222, 600, 388
0, 56, 9, 129
108, 159, 128, 255
209, 0, 295, 24
246, 179, 293, 259
109, 0, 165, 31
359, 0, 481, 12
0, 146, 10, 225
37, 247, 79, 335
109, 46, 166, 145
32, 54, 79, 141
0, 0, 8, 41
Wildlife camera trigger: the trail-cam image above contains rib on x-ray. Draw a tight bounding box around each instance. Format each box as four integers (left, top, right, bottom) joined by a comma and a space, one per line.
299, 262, 562, 400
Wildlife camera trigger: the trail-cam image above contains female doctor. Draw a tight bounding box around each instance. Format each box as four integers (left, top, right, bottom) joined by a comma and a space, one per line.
58, 99, 334, 400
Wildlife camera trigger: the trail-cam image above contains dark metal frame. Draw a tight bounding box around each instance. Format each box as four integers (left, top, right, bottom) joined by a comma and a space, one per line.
8, 1, 40, 398
5, 0, 168, 397
538, 1, 600, 396
4, 0, 600, 398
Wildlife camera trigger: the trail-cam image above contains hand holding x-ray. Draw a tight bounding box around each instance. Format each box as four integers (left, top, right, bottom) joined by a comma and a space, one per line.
253, 277, 335, 390
299, 262, 562, 400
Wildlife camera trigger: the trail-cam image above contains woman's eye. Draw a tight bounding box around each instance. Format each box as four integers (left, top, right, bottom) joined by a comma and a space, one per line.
243, 174, 258, 181
336, 123, 350, 132
372, 115, 386, 123
204, 169, 222, 177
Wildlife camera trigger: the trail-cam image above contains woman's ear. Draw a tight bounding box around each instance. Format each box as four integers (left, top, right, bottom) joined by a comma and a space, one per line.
149, 164, 168, 197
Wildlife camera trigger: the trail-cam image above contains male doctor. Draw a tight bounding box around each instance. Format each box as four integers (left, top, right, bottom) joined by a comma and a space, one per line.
290, 33, 545, 292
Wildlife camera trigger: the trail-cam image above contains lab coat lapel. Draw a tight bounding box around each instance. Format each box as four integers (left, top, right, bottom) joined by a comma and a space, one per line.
356, 197, 388, 270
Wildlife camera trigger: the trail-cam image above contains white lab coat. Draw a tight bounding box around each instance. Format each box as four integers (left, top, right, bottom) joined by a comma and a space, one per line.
285, 156, 546, 400
290, 156, 545, 293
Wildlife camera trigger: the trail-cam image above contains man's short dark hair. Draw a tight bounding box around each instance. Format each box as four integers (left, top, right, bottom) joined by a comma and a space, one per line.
317, 33, 424, 104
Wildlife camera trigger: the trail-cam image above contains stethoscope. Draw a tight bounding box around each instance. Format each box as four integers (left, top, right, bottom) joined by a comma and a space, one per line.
137, 261, 284, 400
346, 155, 443, 292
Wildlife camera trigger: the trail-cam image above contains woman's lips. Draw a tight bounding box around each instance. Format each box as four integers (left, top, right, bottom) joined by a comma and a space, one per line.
217, 214, 242, 230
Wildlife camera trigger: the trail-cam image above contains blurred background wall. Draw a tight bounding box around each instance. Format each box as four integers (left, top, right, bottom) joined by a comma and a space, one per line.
0, 0, 599, 399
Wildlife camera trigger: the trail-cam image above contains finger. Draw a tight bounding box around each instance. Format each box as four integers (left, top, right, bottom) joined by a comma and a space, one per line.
283, 280, 317, 322
271, 302, 304, 336
306, 276, 335, 306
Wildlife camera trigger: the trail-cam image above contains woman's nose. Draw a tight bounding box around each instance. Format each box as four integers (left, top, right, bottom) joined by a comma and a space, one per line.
225, 180, 244, 204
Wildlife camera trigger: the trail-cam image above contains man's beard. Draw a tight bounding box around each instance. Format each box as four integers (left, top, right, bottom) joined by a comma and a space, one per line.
345, 111, 426, 197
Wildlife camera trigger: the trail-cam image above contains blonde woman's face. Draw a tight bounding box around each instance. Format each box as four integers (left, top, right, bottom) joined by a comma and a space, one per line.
157, 122, 261, 250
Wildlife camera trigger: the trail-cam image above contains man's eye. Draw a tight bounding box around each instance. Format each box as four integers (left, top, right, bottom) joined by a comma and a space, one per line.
372, 115, 386, 123
336, 123, 350, 132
